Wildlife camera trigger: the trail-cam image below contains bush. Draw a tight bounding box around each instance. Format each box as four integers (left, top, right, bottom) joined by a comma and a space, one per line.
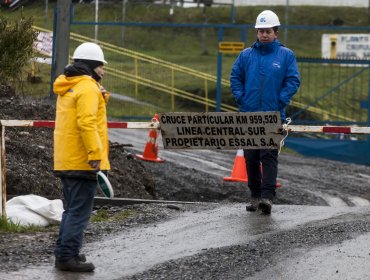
0, 16, 36, 85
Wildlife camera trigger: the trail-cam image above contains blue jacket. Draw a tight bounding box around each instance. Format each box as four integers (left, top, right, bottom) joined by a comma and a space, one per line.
230, 39, 300, 121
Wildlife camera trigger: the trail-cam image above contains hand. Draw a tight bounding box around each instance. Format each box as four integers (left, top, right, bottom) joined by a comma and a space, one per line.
88, 160, 101, 170
100, 84, 110, 104
100, 84, 106, 94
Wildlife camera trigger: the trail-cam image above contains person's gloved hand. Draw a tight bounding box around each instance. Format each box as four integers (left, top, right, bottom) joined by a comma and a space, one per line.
88, 160, 101, 170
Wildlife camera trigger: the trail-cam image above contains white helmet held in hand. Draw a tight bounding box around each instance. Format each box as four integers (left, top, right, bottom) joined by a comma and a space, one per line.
255, 10, 280, 29
72, 42, 107, 64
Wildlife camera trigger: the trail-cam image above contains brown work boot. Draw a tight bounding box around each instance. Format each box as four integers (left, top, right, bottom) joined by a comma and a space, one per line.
259, 198, 273, 215
246, 197, 261, 212
55, 256, 95, 272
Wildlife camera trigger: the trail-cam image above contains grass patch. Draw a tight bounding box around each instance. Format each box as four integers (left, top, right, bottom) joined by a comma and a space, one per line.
0, 208, 137, 233
0, 216, 53, 233
90, 209, 136, 223
1, 3, 368, 119
111, 210, 135, 221
2, 3, 368, 60
280, 146, 301, 156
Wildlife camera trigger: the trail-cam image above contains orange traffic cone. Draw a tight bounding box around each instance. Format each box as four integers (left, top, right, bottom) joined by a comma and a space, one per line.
136, 114, 165, 163
224, 149, 282, 187
224, 149, 248, 182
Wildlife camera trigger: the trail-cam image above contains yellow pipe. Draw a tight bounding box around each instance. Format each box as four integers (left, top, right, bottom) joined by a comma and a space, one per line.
33, 26, 230, 85
204, 79, 208, 112
134, 57, 138, 98
330, 35, 337, 59
105, 65, 237, 111
171, 67, 175, 112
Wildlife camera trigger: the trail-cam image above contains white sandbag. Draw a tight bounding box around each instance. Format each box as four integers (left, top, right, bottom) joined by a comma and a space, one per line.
6, 194, 63, 227
6, 204, 50, 227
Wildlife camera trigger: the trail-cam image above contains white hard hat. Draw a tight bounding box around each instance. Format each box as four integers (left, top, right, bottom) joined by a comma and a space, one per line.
255, 10, 280, 29
72, 42, 107, 64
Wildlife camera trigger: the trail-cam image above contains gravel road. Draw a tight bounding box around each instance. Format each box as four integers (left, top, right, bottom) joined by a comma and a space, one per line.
2, 146, 370, 279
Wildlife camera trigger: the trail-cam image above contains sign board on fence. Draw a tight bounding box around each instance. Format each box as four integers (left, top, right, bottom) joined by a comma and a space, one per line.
322, 34, 370, 60
158, 112, 283, 150
218, 42, 245, 54
33, 31, 53, 57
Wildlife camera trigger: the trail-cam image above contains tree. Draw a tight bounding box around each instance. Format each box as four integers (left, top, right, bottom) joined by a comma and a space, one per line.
0, 17, 37, 85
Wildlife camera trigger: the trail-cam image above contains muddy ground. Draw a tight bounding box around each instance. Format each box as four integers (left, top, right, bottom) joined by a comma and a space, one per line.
2, 84, 159, 201
1, 84, 370, 275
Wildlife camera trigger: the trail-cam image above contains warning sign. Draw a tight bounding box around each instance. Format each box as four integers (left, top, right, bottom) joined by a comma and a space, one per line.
218, 42, 245, 54
158, 112, 283, 150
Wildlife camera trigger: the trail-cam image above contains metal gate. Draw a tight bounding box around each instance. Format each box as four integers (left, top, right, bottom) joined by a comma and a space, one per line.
285, 58, 370, 165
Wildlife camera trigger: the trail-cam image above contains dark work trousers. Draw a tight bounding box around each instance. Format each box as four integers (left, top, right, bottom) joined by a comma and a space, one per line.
54, 177, 97, 261
244, 149, 278, 200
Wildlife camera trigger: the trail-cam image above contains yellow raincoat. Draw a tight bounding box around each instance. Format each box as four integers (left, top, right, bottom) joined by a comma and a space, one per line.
53, 74, 110, 172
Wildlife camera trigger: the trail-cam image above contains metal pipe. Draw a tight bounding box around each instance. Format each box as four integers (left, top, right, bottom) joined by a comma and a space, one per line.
1, 126, 6, 219
95, 0, 99, 42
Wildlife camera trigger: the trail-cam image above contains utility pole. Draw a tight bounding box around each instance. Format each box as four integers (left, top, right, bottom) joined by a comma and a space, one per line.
54, 0, 71, 78
201, 4, 209, 55
230, 0, 235, 24
121, 0, 128, 47
44, 0, 48, 28
284, 0, 289, 45
95, 0, 99, 42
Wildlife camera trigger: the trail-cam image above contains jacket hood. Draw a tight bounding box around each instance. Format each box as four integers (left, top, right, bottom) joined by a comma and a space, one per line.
53, 74, 94, 96
64, 61, 92, 77
53, 61, 95, 96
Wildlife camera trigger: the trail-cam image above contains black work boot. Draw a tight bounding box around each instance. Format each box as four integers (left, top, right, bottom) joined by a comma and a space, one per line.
55, 254, 86, 267
246, 197, 261, 212
55, 256, 95, 272
259, 198, 273, 215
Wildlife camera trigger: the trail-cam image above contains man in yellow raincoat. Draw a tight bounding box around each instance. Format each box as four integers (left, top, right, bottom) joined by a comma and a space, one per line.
53, 42, 110, 272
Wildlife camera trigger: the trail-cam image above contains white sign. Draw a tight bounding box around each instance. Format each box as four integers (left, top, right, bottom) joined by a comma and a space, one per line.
31, 57, 52, 65
322, 34, 370, 60
158, 112, 283, 150
33, 31, 53, 57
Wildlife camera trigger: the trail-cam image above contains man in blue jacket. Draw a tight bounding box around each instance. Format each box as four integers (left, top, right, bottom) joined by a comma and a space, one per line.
230, 10, 300, 215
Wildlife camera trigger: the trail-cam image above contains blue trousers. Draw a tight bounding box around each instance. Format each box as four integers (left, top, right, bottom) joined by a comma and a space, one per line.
244, 149, 278, 200
54, 177, 96, 261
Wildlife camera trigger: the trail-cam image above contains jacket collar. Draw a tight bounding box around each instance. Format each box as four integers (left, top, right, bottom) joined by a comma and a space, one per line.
252, 39, 281, 53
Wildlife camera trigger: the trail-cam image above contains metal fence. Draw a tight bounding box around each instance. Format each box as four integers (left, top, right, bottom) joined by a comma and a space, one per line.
34, 3, 370, 164
291, 58, 370, 127
65, 20, 370, 126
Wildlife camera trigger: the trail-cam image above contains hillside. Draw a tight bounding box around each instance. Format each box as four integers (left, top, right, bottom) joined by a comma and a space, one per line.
1, 2, 368, 116
1, 2, 369, 59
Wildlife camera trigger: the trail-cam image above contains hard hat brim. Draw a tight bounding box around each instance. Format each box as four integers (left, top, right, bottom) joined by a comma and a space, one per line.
255, 24, 280, 29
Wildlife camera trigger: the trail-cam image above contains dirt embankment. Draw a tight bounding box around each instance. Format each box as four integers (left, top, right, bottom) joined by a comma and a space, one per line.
1, 84, 157, 200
